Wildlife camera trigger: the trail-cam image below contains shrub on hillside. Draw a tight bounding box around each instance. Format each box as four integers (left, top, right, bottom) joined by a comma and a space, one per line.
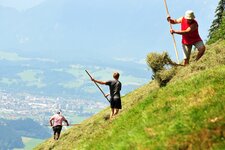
146, 52, 177, 87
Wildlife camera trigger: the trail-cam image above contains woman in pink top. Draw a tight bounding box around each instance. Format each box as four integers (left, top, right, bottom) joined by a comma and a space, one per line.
167, 10, 206, 65
49, 111, 69, 140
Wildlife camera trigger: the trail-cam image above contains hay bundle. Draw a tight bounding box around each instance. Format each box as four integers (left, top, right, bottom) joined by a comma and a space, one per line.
146, 52, 177, 87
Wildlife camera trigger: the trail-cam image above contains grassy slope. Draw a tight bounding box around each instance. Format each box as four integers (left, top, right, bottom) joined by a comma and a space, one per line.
35, 40, 225, 150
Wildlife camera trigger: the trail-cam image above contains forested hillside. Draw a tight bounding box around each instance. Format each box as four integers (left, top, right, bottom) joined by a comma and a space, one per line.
0, 118, 50, 150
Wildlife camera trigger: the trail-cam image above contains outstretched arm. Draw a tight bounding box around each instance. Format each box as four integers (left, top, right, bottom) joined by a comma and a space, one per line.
91, 78, 106, 85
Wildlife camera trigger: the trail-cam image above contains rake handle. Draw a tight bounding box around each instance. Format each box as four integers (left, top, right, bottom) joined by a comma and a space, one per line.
85, 70, 110, 103
163, 0, 180, 63
45, 124, 80, 127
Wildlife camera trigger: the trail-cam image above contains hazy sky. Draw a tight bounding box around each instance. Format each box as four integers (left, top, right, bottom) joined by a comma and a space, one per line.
0, 0, 220, 102
0, 0, 45, 11
0, 0, 218, 63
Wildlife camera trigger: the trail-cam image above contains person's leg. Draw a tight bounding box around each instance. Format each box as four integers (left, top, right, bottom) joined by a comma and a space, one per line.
114, 109, 119, 115
182, 44, 192, 65
110, 99, 115, 119
55, 132, 59, 140
53, 127, 57, 140
56, 132, 61, 140
194, 41, 205, 61
110, 108, 115, 119
56, 126, 62, 140
114, 98, 121, 116
53, 126, 62, 140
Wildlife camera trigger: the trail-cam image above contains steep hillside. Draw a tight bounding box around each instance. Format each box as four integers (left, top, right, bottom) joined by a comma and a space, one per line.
35, 40, 225, 149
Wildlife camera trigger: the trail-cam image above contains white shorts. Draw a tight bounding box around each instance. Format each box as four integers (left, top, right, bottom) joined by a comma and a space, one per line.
182, 41, 205, 59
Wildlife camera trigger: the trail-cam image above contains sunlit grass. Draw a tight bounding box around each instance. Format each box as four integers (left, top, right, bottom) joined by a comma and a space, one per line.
35, 40, 225, 150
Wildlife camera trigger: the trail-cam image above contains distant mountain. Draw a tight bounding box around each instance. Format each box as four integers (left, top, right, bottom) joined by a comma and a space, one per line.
0, 0, 150, 60
0, 51, 149, 100
4, 118, 51, 139
0, 118, 50, 150
0, 124, 24, 150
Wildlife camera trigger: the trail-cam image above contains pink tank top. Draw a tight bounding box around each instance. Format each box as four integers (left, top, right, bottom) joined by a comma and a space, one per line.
181, 17, 202, 45
50, 114, 66, 126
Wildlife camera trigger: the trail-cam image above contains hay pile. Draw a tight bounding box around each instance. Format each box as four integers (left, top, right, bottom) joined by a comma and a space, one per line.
146, 52, 177, 87
146, 40, 225, 87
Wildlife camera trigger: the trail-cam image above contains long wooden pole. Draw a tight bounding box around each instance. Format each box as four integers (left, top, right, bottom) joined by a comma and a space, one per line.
45, 124, 80, 127
85, 70, 110, 103
163, 0, 180, 63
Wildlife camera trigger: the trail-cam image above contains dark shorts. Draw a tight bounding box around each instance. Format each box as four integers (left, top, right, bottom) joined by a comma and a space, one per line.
110, 98, 122, 109
53, 125, 62, 135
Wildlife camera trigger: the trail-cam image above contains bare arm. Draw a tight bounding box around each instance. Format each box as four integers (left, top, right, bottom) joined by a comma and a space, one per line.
64, 120, 69, 126
49, 118, 53, 126
62, 116, 69, 126
167, 16, 182, 24
171, 23, 198, 35
91, 78, 107, 85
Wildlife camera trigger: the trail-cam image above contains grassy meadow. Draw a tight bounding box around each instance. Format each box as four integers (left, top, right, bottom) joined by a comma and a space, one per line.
35, 40, 225, 149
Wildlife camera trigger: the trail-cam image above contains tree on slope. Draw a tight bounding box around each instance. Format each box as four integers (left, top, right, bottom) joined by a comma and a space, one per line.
207, 0, 225, 44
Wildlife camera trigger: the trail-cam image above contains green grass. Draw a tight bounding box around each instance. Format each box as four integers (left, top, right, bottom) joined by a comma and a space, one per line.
66, 115, 89, 124
17, 70, 46, 88
22, 137, 44, 150
14, 137, 44, 150
35, 40, 225, 150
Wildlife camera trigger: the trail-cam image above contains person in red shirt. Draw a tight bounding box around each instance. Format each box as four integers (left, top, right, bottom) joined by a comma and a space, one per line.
49, 111, 69, 140
167, 10, 206, 65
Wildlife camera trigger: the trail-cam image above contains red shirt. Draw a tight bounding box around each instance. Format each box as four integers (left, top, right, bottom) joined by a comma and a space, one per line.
181, 17, 202, 45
